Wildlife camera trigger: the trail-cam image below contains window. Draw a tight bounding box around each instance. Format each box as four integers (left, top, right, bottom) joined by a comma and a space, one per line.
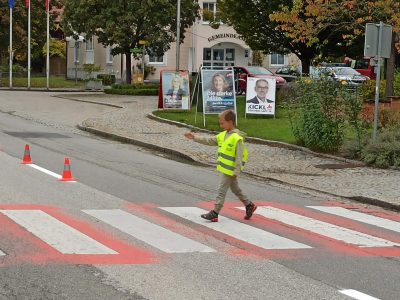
270, 53, 285, 66
202, 2, 219, 23
148, 54, 165, 65
85, 38, 94, 64
203, 48, 212, 61
225, 49, 235, 61
213, 49, 224, 61
106, 46, 113, 64
73, 43, 79, 63
203, 48, 235, 67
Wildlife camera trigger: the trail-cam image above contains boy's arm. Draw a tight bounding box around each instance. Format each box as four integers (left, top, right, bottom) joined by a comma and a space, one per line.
185, 132, 217, 146
193, 134, 218, 146
233, 141, 243, 177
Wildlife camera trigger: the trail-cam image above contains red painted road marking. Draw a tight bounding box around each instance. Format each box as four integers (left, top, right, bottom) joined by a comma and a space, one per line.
198, 201, 400, 258
1, 202, 400, 264
0, 204, 155, 266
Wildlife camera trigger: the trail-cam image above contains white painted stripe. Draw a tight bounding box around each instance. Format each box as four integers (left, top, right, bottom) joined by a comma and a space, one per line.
339, 289, 381, 300
28, 164, 62, 179
248, 206, 399, 248
0, 210, 117, 254
83, 209, 215, 253
308, 206, 400, 233
161, 207, 311, 250
0, 249, 5, 256
27, 164, 76, 182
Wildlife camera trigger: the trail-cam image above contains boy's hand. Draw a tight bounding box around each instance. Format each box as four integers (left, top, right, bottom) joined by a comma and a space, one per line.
184, 132, 194, 139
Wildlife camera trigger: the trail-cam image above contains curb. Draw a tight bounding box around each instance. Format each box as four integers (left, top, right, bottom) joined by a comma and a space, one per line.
52, 95, 123, 109
0, 87, 93, 92
77, 122, 206, 165
148, 112, 366, 166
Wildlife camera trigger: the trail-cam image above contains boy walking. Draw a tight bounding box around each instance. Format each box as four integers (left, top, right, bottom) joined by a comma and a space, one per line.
184, 110, 257, 222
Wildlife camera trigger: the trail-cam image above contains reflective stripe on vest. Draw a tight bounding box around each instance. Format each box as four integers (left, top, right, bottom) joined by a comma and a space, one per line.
216, 131, 248, 176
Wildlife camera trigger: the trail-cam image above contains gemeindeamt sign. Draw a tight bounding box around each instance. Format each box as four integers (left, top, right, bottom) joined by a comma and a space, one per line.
208, 33, 244, 42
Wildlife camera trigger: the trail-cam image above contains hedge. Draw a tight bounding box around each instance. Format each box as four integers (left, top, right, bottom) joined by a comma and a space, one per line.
104, 88, 159, 96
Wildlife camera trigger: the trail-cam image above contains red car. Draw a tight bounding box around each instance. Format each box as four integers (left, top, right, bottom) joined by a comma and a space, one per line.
230, 66, 287, 95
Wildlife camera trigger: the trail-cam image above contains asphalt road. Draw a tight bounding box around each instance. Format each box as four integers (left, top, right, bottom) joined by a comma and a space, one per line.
0, 92, 399, 300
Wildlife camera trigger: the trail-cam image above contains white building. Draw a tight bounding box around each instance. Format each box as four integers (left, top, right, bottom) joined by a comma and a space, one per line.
66, 0, 300, 82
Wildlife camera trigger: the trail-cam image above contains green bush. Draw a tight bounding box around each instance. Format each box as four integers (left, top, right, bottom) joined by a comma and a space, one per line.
0, 64, 26, 73
97, 74, 116, 86
286, 79, 346, 152
111, 83, 159, 90
361, 69, 400, 100
394, 69, 400, 95
360, 127, 400, 168
360, 80, 386, 101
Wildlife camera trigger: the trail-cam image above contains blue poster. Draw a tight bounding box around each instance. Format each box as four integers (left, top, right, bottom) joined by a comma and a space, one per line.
201, 69, 236, 114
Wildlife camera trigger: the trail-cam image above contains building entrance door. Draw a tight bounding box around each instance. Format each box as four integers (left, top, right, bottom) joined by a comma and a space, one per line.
203, 48, 235, 67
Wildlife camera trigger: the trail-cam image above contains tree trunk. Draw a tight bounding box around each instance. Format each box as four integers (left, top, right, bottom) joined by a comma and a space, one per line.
293, 46, 315, 75
385, 33, 397, 99
125, 52, 132, 84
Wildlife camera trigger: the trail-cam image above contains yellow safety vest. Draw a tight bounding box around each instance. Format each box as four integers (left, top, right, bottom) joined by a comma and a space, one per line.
216, 131, 248, 176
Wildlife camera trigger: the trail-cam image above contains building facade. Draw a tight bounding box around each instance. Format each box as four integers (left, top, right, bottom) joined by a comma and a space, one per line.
66, 0, 301, 82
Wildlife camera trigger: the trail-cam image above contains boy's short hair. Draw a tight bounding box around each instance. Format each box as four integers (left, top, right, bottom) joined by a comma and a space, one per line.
220, 110, 236, 126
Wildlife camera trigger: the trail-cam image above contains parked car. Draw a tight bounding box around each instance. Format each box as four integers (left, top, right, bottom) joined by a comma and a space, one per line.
275, 65, 301, 82
310, 66, 369, 86
229, 66, 287, 95
344, 57, 376, 80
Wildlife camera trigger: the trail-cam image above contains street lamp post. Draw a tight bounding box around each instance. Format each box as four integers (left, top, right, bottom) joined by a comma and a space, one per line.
176, 0, 181, 71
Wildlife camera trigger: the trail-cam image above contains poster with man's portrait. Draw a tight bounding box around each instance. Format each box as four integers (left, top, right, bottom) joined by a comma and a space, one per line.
201, 69, 236, 114
245, 77, 276, 115
161, 71, 190, 109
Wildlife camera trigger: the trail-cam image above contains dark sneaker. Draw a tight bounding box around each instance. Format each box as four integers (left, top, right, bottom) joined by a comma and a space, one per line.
201, 210, 219, 222
244, 202, 257, 220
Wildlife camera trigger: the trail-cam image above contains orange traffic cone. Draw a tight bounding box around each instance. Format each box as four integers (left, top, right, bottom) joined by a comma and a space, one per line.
21, 144, 32, 164
58, 157, 76, 182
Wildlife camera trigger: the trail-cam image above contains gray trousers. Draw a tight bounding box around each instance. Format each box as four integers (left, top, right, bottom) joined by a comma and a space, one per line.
214, 173, 250, 213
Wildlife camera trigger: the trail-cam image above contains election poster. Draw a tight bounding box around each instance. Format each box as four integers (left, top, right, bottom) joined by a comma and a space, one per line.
201, 69, 236, 114
245, 77, 276, 116
160, 71, 190, 109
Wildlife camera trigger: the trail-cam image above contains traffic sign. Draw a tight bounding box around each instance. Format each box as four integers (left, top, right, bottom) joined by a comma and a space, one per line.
139, 40, 148, 45
364, 23, 392, 58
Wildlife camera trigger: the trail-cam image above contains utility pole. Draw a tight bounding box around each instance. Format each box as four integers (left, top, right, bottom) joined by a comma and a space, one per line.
176, 0, 181, 71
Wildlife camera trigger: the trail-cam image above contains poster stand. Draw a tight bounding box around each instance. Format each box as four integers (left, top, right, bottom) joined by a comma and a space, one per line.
244, 76, 276, 120
159, 70, 191, 110
194, 66, 238, 128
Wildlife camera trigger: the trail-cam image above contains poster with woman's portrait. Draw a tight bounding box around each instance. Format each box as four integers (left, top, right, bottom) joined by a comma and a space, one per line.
245, 77, 276, 116
161, 71, 190, 109
201, 69, 236, 114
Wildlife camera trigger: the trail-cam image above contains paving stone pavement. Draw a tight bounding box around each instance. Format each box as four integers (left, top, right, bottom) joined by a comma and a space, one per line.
72, 94, 399, 210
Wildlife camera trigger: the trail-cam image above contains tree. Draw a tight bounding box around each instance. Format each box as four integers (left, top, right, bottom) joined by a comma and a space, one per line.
0, 0, 58, 69
62, 0, 199, 84
218, 0, 321, 73
270, 0, 400, 95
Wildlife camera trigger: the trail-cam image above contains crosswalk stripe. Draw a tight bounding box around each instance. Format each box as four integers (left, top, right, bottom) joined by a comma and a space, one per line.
161, 207, 311, 250
83, 209, 215, 253
0, 210, 117, 255
247, 206, 399, 248
308, 206, 400, 233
